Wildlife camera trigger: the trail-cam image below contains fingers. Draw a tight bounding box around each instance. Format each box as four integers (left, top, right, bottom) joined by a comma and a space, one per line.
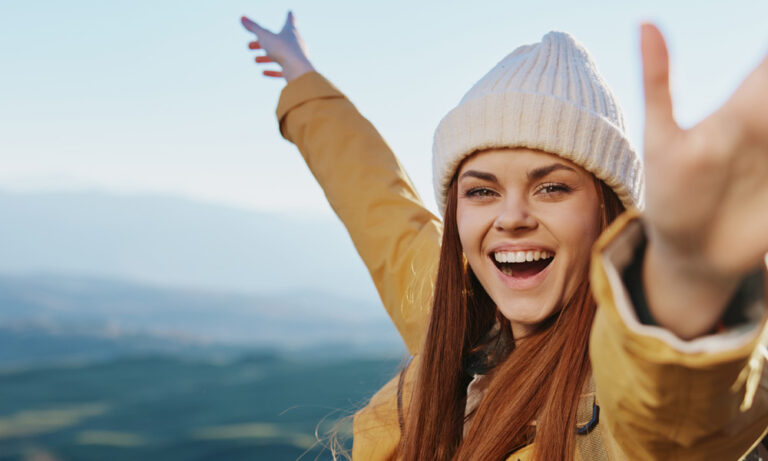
641, 23, 677, 137
246, 37, 278, 72
251, 50, 278, 73
241, 16, 265, 35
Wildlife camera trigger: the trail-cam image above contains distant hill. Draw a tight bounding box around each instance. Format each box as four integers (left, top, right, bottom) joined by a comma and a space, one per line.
0, 273, 405, 367
0, 190, 379, 300
0, 322, 242, 369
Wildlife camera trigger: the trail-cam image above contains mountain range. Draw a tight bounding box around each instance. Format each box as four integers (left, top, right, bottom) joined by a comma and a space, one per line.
0, 190, 379, 300
0, 190, 409, 365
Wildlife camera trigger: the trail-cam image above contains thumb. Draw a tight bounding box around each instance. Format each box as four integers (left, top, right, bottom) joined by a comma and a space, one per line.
641, 23, 677, 139
282, 10, 296, 31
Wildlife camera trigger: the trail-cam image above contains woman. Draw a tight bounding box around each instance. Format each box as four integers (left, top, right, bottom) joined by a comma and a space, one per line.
241, 12, 768, 460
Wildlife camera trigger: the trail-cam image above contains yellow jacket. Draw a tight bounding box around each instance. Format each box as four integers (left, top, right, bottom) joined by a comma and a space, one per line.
276, 71, 768, 460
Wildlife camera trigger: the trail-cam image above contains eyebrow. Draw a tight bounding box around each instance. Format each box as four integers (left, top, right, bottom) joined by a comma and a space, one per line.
459, 163, 576, 183
527, 163, 576, 181
459, 170, 498, 183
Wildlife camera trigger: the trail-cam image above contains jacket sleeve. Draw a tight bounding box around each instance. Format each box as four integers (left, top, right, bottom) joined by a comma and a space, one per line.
276, 72, 441, 354
589, 209, 768, 461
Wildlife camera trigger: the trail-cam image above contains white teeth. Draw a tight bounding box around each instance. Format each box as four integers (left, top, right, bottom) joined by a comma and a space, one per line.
493, 250, 553, 263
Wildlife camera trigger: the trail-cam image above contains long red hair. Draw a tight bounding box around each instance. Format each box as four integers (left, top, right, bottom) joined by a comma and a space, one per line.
398, 174, 625, 460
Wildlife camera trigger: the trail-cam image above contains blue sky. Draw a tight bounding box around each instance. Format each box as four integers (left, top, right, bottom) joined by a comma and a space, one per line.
1, 0, 766, 216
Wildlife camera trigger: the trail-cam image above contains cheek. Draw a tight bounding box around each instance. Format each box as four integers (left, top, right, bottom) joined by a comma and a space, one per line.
455, 204, 472, 247
456, 205, 488, 262
570, 210, 601, 242
552, 202, 602, 261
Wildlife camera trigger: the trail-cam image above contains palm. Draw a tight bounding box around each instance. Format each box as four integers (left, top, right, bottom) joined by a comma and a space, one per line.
642, 24, 768, 276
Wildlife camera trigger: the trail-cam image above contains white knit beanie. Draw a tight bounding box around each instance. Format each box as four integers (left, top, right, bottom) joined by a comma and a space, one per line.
432, 31, 644, 213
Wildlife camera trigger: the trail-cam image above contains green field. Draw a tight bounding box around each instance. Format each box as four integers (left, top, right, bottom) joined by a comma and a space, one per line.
0, 353, 402, 460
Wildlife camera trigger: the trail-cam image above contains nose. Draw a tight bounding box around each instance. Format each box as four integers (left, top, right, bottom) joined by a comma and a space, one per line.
493, 194, 538, 233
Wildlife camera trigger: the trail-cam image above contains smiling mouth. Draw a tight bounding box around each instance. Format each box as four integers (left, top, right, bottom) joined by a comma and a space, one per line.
491, 253, 554, 278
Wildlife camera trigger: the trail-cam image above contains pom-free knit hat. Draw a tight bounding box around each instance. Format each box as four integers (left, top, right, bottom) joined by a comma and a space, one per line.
432, 31, 644, 213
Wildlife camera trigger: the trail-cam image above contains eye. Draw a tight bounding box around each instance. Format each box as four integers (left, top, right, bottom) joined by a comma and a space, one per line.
464, 187, 498, 198
536, 183, 572, 195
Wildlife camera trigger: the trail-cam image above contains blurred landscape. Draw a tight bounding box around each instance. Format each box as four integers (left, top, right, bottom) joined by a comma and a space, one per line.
0, 190, 406, 460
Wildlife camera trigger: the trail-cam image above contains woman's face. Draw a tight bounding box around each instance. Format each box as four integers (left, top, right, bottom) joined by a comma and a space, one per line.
456, 148, 602, 336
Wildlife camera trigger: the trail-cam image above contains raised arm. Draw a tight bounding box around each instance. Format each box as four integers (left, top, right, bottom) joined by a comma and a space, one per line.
241, 12, 441, 354
591, 23, 768, 460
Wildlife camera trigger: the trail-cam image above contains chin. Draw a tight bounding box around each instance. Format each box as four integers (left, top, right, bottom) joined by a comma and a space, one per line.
496, 300, 560, 329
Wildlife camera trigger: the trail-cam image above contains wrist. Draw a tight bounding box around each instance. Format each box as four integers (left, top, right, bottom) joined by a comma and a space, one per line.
643, 237, 741, 339
283, 60, 316, 82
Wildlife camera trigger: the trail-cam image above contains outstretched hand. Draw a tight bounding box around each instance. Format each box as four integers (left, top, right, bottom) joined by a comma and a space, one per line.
241, 11, 315, 82
640, 23, 768, 338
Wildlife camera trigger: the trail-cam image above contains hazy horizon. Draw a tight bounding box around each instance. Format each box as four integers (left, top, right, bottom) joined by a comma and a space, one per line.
0, 188, 382, 301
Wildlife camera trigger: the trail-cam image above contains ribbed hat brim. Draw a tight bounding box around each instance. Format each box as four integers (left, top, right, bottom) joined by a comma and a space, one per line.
432, 91, 644, 212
